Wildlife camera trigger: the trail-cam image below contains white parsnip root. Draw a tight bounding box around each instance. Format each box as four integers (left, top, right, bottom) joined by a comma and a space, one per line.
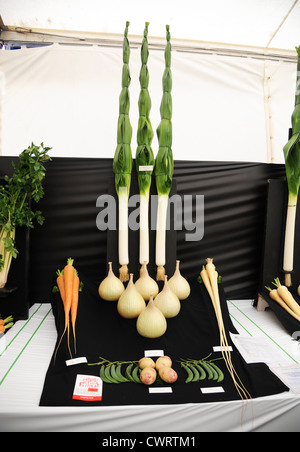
201, 258, 251, 402
266, 277, 300, 322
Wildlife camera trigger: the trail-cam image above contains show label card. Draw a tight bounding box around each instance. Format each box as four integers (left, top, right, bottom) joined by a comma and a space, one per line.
213, 346, 233, 352
139, 165, 153, 172
149, 387, 173, 394
72, 374, 103, 401
144, 350, 164, 357
200, 387, 224, 394
66, 356, 87, 366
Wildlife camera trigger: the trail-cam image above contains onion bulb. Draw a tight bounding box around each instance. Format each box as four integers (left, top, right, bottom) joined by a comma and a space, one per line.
117, 273, 146, 319
154, 275, 181, 318
168, 260, 190, 300
135, 262, 159, 301
98, 262, 125, 301
136, 295, 167, 338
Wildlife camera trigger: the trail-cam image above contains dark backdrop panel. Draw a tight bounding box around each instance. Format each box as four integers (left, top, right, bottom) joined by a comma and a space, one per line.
0, 156, 286, 303
174, 161, 285, 298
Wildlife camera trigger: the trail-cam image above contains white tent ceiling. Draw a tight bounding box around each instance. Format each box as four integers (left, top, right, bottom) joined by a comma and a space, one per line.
0, 0, 299, 53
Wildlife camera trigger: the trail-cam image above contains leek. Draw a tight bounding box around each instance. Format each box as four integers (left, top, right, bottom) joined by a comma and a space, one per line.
135, 22, 155, 268
155, 25, 174, 281
283, 46, 300, 286
113, 21, 133, 282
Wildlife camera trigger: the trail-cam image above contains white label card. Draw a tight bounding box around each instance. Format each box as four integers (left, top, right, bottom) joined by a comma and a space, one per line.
144, 350, 164, 357
139, 165, 153, 172
73, 374, 103, 401
149, 387, 173, 394
200, 386, 224, 394
66, 356, 87, 366
213, 346, 233, 352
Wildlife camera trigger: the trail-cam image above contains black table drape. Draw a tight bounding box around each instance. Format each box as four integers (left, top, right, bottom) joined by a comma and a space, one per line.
39, 272, 288, 407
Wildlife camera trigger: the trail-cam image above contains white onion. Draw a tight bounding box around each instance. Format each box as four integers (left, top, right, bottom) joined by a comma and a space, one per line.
154, 275, 181, 318
136, 295, 167, 338
117, 273, 146, 319
168, 260, 190, 300
135, 262, 159, 301
98, 262, 125, 301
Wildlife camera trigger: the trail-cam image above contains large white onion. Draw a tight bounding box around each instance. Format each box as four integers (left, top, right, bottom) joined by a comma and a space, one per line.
154, 275, 181, 318
168, 260, 190, 300
117, 273, 146, 319
136, 295, 167, 338
135, 262, 159, 301
98, 262, 125, 301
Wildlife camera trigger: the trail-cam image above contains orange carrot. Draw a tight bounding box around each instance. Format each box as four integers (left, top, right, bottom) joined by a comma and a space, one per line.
0, 321, 13, 333
71, 269, 80, 354
54, 258, 75, 362
56, 269, 65, 303
62, 258, 75, 359
0, 316, 13, 327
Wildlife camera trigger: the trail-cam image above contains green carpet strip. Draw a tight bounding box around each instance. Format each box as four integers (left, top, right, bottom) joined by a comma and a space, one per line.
0, 305, 52, 386
228, 300, 299, 364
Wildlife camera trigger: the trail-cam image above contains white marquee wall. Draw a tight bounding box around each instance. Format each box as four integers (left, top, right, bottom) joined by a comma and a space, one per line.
0, 41, 297, 163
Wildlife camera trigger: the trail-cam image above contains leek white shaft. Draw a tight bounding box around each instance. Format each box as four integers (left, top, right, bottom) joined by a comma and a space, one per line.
118, 188, 129, 267
156, 194, 169, 268
139, 193, 150, 265
283, 199, 297, 273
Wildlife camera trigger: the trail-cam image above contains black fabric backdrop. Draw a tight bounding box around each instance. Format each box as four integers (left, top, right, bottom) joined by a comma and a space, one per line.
39, 273, 288, 407
0, 156, 286, 305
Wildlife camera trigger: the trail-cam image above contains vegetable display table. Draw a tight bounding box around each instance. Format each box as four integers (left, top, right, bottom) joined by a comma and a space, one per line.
39, 274, 288, 407
1, 299, 300, 432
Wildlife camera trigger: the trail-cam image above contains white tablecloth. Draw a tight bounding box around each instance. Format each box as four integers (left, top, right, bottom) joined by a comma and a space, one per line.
0, 302, 300, 432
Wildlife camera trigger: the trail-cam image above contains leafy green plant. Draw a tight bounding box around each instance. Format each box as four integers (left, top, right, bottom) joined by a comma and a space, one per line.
0, 142, 51, 288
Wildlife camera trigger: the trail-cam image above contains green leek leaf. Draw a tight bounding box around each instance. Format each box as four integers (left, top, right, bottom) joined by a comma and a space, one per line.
113, 21, 132, 197
135, 22, 155, 196
284, 47, 300, 199
155, 25, 173, 197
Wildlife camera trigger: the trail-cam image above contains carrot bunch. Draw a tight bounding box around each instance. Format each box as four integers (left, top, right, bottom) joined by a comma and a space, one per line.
54, 258, 81, 362
0, 315, 13, 334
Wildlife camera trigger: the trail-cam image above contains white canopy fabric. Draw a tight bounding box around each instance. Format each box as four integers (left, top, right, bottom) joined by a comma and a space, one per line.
0, 0, 299, 162
0, 0, 299, 51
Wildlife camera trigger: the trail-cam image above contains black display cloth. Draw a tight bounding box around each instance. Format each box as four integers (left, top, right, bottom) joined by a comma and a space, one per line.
39, 272, 288, 407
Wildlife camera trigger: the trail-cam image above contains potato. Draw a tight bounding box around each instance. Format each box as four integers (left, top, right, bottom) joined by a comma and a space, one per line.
155, 356, 172, 370
139, 357, 156, 369
140, 367, 157, 385
159, 367, 178, 383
